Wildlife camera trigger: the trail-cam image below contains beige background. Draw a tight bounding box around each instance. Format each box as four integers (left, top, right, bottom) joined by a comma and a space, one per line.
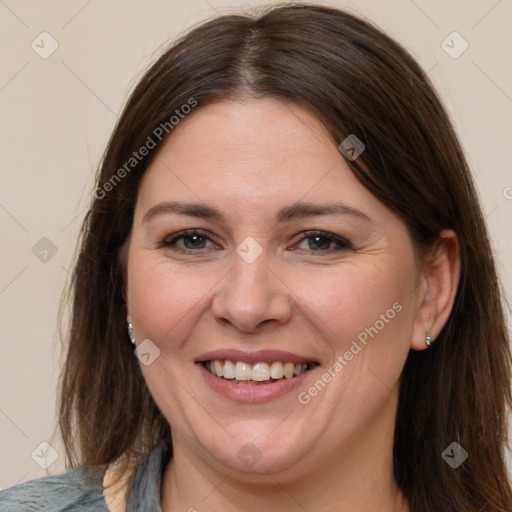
1, 0, 511, 488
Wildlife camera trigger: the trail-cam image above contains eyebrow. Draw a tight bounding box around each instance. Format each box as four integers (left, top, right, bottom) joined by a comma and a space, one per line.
142, 200, 372, 225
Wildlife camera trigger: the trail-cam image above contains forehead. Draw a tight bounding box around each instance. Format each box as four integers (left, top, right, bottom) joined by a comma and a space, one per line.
135, 99, 390, 224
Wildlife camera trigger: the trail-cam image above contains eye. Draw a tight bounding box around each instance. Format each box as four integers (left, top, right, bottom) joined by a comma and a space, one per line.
159, 229, 352, 255
293, 231, 352, 253
161, 230, 219, 252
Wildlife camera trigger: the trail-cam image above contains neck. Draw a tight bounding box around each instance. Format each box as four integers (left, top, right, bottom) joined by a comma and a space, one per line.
161, 397, 408, 512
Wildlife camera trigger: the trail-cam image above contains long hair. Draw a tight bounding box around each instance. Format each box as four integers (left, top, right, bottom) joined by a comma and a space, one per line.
58, 4, 512, 510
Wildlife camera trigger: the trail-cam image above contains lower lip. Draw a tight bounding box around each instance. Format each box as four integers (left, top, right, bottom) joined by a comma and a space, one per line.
197, 363, 316, 403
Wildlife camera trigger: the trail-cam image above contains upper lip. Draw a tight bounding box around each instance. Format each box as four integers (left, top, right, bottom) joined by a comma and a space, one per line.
195, 349, 318, 365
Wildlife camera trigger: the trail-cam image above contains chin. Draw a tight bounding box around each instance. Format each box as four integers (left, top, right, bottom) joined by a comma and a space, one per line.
195, 423, 316, 476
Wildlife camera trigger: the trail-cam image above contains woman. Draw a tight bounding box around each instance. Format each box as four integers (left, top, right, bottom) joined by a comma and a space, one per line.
1, 3, 511, 511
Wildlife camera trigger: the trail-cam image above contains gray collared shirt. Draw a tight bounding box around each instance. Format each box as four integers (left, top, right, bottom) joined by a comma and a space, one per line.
0, 438, 171, 511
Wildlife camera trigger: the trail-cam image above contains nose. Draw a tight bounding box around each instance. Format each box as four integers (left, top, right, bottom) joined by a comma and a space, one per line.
211, 249, 293, 333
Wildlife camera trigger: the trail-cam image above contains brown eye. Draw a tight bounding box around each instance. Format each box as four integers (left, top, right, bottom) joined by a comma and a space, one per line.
162, 230, 217, 252
294, 231, 352, 253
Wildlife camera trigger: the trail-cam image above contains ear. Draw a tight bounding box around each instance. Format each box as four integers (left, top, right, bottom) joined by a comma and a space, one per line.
411, 229, 460, 350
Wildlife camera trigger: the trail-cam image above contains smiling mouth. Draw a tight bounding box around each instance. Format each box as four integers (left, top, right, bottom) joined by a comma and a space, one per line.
202, 360, 317, 385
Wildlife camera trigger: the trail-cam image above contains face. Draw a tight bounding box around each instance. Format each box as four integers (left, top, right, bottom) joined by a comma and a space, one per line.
125, 98, 424, 478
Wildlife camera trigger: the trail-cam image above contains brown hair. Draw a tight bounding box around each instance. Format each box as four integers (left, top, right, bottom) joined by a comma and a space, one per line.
59, 4, 512, 510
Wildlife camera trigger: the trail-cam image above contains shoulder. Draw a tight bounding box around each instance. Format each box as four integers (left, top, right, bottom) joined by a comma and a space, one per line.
0, 465, 109, 512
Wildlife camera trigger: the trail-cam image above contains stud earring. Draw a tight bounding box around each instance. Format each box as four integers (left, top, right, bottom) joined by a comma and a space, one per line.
127, 323, 136, 345
425, 332, 433, 347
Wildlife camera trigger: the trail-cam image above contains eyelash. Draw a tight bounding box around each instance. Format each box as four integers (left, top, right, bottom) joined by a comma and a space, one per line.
160, 229, 352, 254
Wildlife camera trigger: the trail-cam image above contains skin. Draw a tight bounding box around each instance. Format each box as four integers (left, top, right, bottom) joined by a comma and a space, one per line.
111, 98, 460, 511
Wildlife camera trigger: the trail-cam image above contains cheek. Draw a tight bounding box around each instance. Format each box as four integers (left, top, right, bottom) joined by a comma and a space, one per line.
298, 258, 413, 347
300, 260, 415, 412
298, 257, 416, 409
127, 254, 205, 347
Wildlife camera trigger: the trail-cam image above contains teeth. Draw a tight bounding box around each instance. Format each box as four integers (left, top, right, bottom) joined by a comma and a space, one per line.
252, 362, 270, 381
205, 359, 311, 382
223, 360, 236, 379
270, 361, 284, 379
283, 362, 295, 379
213, 360, 223, 377
235, 361, 252, 380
